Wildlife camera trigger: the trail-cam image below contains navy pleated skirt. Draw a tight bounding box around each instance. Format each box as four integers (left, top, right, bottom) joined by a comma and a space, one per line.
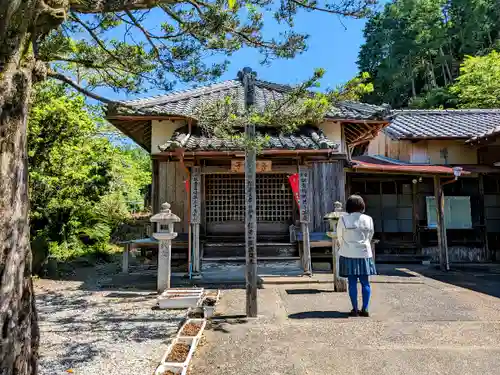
339, 256, 377, 277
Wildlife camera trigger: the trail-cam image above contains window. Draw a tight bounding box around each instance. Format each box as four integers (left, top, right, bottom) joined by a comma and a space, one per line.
426, 196, 472, 229
410, 147, 429, 164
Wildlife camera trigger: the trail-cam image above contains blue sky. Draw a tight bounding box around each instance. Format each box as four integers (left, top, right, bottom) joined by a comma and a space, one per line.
96, 3, 387, 101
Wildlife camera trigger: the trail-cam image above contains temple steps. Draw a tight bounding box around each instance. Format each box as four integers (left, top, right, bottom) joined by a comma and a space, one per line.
201, 258, 303, 280
203, 242, 298, 258
201, 242, 303, 279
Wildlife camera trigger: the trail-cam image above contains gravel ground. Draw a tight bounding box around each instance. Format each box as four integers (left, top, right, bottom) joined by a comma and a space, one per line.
35, 263, 186, 375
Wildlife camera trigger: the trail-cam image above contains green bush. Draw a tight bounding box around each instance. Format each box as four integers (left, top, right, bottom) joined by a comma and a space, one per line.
29, 82, 151, 270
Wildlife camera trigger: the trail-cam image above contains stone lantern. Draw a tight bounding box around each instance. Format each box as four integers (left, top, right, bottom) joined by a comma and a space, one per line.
324, 201, 347, 292
150, 202, 180, 292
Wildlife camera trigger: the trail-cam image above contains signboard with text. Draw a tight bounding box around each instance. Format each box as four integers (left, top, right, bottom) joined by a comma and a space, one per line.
231, 159, 272, 173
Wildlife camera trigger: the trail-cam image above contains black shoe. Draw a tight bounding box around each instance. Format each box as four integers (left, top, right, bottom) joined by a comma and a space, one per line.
359, 309, 370, 317
349, 309, 359, 317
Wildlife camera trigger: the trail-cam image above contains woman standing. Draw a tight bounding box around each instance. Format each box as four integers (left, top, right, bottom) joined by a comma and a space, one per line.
337, 195, 376, 317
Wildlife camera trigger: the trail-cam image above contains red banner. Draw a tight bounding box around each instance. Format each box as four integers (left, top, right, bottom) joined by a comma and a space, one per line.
184, 180, 190, 194
288, 173, 300, 208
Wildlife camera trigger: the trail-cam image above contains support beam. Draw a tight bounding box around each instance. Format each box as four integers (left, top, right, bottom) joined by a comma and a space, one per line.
299, 165, 312, 276
478, 174, 491, 261
152, 159, 160, 213
190, 166, 202, 275
412, 181, 421, 254
433, 176, 449, 271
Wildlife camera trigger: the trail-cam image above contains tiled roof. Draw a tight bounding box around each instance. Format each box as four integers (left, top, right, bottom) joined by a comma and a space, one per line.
158, 125, 341, 152
385, 109, 500, 139
113, 79, 390, 121
467, 125, 500, 144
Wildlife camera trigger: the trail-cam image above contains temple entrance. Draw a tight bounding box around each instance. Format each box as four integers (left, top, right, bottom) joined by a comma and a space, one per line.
204, 173, 294, 241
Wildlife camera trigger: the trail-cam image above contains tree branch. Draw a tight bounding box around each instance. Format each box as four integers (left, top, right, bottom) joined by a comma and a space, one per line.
289, 0, 367, 17
47, 70, 136, 109
124, 9, 161, 58
70, 13, 128, 69
70, 0, 176, 14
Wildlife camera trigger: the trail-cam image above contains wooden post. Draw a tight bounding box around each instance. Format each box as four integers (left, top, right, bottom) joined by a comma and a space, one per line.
191, 166, 202, 275
299, 165, 312, 276
433, 176, 449, 271
245, 124, 258, 317
240, 67, 258, 317
412, 181, 421, 254
152, 159, 160, 213
478, 174, 491, 261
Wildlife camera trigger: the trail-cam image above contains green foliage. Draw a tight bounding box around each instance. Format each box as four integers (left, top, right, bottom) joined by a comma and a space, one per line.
28, 82, 151, 267
358, 0, 500, 108
408, 87, 458, 109
450, 51, 500, 108
332, 72, 374, 101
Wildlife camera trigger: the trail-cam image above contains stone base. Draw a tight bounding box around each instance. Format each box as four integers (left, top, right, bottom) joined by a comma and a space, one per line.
334, 278, 347, 292
422, 246, 489, 263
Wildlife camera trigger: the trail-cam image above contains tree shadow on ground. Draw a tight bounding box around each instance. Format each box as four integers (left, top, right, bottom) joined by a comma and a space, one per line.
36, 282, 185, 374
288, 311, 349, 319
209, 316, 250, 333
375, 264, 417, 278
285, 289, 335, 295
38, 341, 102, 375
405, 264, 500, 299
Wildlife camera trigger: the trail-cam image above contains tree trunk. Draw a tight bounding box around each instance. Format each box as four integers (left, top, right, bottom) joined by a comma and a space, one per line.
0, 0, 65, 372
408, 55, 417, 98
0, 62, 39, 375
439, 47, 453, 85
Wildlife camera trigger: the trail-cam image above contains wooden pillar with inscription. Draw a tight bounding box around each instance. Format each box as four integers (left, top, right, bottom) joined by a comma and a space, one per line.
433, 175, 449, 271
191, 166, 202, 276
299, 165, 312, 276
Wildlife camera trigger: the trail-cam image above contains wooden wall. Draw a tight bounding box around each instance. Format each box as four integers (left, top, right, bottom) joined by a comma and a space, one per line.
154, 160, 190, 232
479, 145, 500, 165
153, 159, 346, 235
308, 161, 345, 232
368, 132, 478, 165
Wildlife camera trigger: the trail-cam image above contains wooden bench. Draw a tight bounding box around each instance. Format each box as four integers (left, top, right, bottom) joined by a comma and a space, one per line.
120, 234, 189, 273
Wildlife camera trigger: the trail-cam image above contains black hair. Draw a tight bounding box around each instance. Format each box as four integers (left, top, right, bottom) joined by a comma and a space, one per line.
345, 194, 365, 214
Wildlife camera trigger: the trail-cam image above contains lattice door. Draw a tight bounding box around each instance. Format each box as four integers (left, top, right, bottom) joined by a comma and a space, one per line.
205, 173, 293, 224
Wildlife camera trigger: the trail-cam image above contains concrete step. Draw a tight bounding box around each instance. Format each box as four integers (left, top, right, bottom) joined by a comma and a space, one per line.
201, 257, 303, 281
202, 256, 301, 262
203, 243, 297, 258
376, 254, 432, 264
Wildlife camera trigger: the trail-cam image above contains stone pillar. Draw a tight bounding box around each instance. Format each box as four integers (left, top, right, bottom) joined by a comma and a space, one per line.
325, 202, 347, 292
299, 165, 312, 276
150, 202, 180, 292
190, 166, 202, 275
